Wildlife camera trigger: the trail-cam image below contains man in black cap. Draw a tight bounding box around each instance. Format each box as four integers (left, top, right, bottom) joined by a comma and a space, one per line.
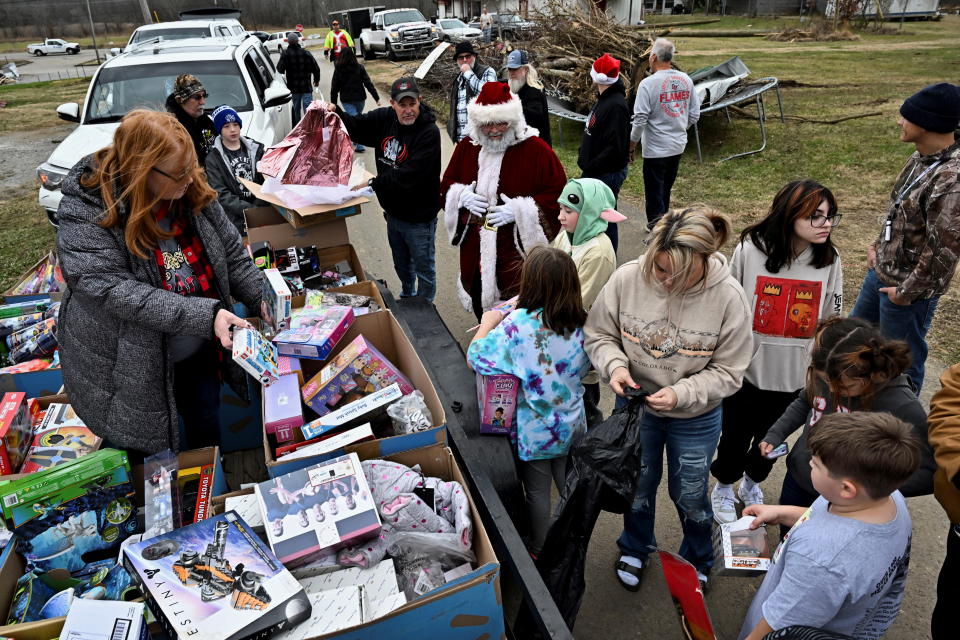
277, 31, 320, 124
851, 82, 960, 392
447, 40, 496, 142
326, 77, 442, 302
165, 73, 215, 162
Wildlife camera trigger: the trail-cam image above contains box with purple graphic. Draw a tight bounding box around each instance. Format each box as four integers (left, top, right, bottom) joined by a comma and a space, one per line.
301, 335, 414, 418
263, 373, 304, 440
273, 306, 354, 361
477, 374, 519, 435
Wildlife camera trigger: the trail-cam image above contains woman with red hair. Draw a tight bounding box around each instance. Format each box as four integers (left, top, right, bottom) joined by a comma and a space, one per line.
56, 108, 265, 457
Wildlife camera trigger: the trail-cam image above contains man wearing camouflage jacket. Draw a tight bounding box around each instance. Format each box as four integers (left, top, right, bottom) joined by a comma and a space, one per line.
852, 82, 960, 393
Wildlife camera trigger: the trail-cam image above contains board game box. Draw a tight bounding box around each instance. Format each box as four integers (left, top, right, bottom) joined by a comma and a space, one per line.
476, 374, 519, 435
232, 328, 280, 386
0, 392, 32, 475
255, 453, 380, 566
123, 511, 312, 640
19, 403, 102, 474
301, 335, 414, 417
274, 306, 354, 361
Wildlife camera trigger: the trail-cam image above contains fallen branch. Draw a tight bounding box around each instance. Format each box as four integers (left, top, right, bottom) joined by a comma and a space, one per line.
728, 105, 882, 124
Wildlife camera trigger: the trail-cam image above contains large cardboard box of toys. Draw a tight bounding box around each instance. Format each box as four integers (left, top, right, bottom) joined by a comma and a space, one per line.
240, 166, 372, 228
2, 252, 65, 303
0, 298, 62, 399
263, 311, 447, 478
0, 546, 67, 639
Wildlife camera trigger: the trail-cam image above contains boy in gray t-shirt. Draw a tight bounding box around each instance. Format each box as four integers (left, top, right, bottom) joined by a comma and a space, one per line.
738, 412, 920, 640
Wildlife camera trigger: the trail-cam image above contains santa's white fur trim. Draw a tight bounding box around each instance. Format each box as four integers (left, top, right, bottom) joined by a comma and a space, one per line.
456, 276, 473, 312
590, 68, 618, 85
468, 93, 523, 126
510, 196, 549, 257
444, 182, 471, 245
475, 147, 506, 205
478, 227, 501, 310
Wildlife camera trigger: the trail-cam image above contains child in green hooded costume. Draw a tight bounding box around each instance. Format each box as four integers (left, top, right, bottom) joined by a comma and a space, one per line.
552, 178, 625, 426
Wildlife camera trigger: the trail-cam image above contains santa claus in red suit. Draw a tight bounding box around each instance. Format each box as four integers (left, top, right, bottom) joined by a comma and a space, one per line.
440, 81, 566, 319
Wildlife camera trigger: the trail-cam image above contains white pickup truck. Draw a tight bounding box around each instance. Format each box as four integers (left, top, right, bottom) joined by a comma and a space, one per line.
26, 39, 81, 56
358, 8, 438, 60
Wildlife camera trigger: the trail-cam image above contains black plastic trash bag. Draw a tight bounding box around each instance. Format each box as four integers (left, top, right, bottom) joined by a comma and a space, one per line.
534, 391, 647, 629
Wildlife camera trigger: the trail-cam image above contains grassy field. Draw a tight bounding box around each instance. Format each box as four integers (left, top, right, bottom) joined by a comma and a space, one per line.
0, 78, 87, 134
0, 184, 55, 292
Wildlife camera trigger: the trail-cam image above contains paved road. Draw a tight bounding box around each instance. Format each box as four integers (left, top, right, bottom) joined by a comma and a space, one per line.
3, 49, 105, 82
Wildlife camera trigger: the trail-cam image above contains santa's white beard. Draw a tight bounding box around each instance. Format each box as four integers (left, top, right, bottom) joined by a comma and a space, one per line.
508, 77, 526, 93
472, 125, 519, 153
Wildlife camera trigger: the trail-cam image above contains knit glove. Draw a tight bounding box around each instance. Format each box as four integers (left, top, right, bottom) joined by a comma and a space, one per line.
458, 182, 489, 216
487, 196, 518, 227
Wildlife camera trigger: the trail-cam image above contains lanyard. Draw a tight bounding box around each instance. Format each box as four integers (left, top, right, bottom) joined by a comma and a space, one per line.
883, 159, 945, 242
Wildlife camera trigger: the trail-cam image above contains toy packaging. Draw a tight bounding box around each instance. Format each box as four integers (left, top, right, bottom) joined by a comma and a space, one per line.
20, 403, 102, 474
262, 268, 293, 334
178, 463, 216, 524
232, 328, 280, 386
7, 317, 58, 364
123, 511, 311, 640
300, 383, 401, 440
59, 599, 148, 640
9, 252, 65, 297
144, 449, 181, 538
274, 306, 354, 361
301, 335, 414, 418
713, 515, 772, 575
0, 392, 32, 475
477, 374, 519, 435
254, 453, 380, 566
304, 290, 381, 316
277, 355, 304, 384
279, 424, 374, 461
263, 373, 304, 442
0, 311, 45, 339
250, 240, 274, 270
0, 299, 53, 320
0, 449, 136, 574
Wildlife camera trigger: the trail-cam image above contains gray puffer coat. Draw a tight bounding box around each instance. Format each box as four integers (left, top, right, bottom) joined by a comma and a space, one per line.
56, 156, 265, 454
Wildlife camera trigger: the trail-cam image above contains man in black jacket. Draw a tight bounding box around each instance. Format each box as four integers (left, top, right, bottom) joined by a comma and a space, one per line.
165, 73, 215, 163
506, 49, 551, 147
578, 54, 630, 252
277, 32, 320, 124
330, 77, 442, 302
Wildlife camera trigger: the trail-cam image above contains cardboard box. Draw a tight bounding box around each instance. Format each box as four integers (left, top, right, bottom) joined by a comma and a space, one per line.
0, 392, 31, 475
264, 311, 445, 478
280, 424, 374, 461
2, 254, 63, 304
476, 374, 519, 436
132, 446, 228, 508
263, 373, 304, 439
0, 546, 67, 638
59, 599, 148, 640
262, 268, 293, 332
240, 175, 370, 229
0, 368, 63, 405
276, 306, 354, 360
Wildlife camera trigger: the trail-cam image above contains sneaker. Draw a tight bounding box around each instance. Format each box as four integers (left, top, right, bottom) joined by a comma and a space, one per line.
738, 480, 764, 507
697, 571, 709, 594
711, 482, 738, 524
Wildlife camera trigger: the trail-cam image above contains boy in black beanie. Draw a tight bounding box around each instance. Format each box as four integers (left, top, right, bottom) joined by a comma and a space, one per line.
851, 82, 960, 393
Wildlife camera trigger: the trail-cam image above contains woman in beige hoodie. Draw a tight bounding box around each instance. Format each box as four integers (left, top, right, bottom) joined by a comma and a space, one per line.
585, 205, 752, 592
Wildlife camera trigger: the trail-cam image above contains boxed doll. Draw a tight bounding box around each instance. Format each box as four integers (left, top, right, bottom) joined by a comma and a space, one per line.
263, 373, 304, 443
301, 335, 414, 417
123, 511, 311, 640
262, 268, 292, 334
476, 374, 519, 435
254, 453, 380, 566
232, 328, 280, 386
300, 383, 401, 440
0, 392, 32, 475
274, 306, 354, 361
713, 515, 772, 575
20, 402, 102, 474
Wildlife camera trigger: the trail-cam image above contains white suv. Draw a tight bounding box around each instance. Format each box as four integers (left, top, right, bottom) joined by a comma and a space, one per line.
38, 35, 293, 224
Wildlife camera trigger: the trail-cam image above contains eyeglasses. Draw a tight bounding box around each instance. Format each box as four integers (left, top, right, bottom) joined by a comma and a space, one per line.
809, 213, 842, 228
152, 166, 194, 183
455, 54, 474, 61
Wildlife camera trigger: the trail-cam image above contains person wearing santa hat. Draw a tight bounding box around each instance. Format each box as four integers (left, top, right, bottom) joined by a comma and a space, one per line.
578, 53, 631, 253
440, 81, 566, 320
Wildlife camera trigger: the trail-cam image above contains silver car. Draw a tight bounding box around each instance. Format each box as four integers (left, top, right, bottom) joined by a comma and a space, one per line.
436, 18, 482, 43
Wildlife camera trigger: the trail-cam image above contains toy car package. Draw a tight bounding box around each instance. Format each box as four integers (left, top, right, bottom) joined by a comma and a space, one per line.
0, 448, 136, 574
19, 402, 102, 474
0, 392, 32, 475
713, 515, 772, 575
122, 511, 311, 640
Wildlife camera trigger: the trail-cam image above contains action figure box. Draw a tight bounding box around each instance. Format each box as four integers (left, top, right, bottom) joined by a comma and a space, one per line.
19, 402, 102, 474
301, 335, 414, 418
0, 393, 31, 475
254, 452, 380, 566
143, 450, 181, 538
0, 449, 136, 574
59, 599, 147, 640
300, 383, 401, 440
122, 511, 311, 640
476, 374, 519, 436
232, 328, 280, 386
274, 306, 354, 361
261, 268, 292, 334
713, 515, 772, 575
263, 373, 304, 441
131, 447, 228, 516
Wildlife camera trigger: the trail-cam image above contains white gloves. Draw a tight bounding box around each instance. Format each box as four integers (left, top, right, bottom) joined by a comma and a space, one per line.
487, 196, 517, 227
458, 183, 489, 216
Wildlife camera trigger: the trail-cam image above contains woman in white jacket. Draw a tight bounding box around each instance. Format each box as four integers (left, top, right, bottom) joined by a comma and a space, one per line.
585, 205, 752, 593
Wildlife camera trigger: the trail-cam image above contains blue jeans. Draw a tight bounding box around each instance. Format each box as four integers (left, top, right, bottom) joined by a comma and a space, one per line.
385, 215, 437, 302
850, 268, 939, 393
617, 404, 722, 573
341, 101, 366, 150
291, 92, 312, 124
584, 166, 627, 253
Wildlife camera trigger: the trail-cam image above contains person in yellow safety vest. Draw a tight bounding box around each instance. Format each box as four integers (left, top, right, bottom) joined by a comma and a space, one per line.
324, 20, 355, 61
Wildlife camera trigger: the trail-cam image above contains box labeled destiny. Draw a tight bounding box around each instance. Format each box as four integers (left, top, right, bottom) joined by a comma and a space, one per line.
476, 374, 519, 435
274, 306, 354, 361
123, 511, 311, 640
263, 373, 304, 437
232, 328, 280, 386
255, 452, 380, 565
0, 392, 32, 475
262, 268, 292, 333
301, 335, 414, 417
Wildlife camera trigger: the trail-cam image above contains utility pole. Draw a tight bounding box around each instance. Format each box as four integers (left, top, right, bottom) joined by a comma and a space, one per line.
84, 0, 101, 65
137, 0, 152, 24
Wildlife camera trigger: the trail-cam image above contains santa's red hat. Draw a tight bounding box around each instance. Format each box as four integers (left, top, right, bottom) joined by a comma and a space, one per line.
590, 53, 621, 85
467, 81, 523, 126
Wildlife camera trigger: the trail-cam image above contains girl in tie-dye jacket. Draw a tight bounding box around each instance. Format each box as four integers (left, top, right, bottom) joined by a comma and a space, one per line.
467, 246, 590, 553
